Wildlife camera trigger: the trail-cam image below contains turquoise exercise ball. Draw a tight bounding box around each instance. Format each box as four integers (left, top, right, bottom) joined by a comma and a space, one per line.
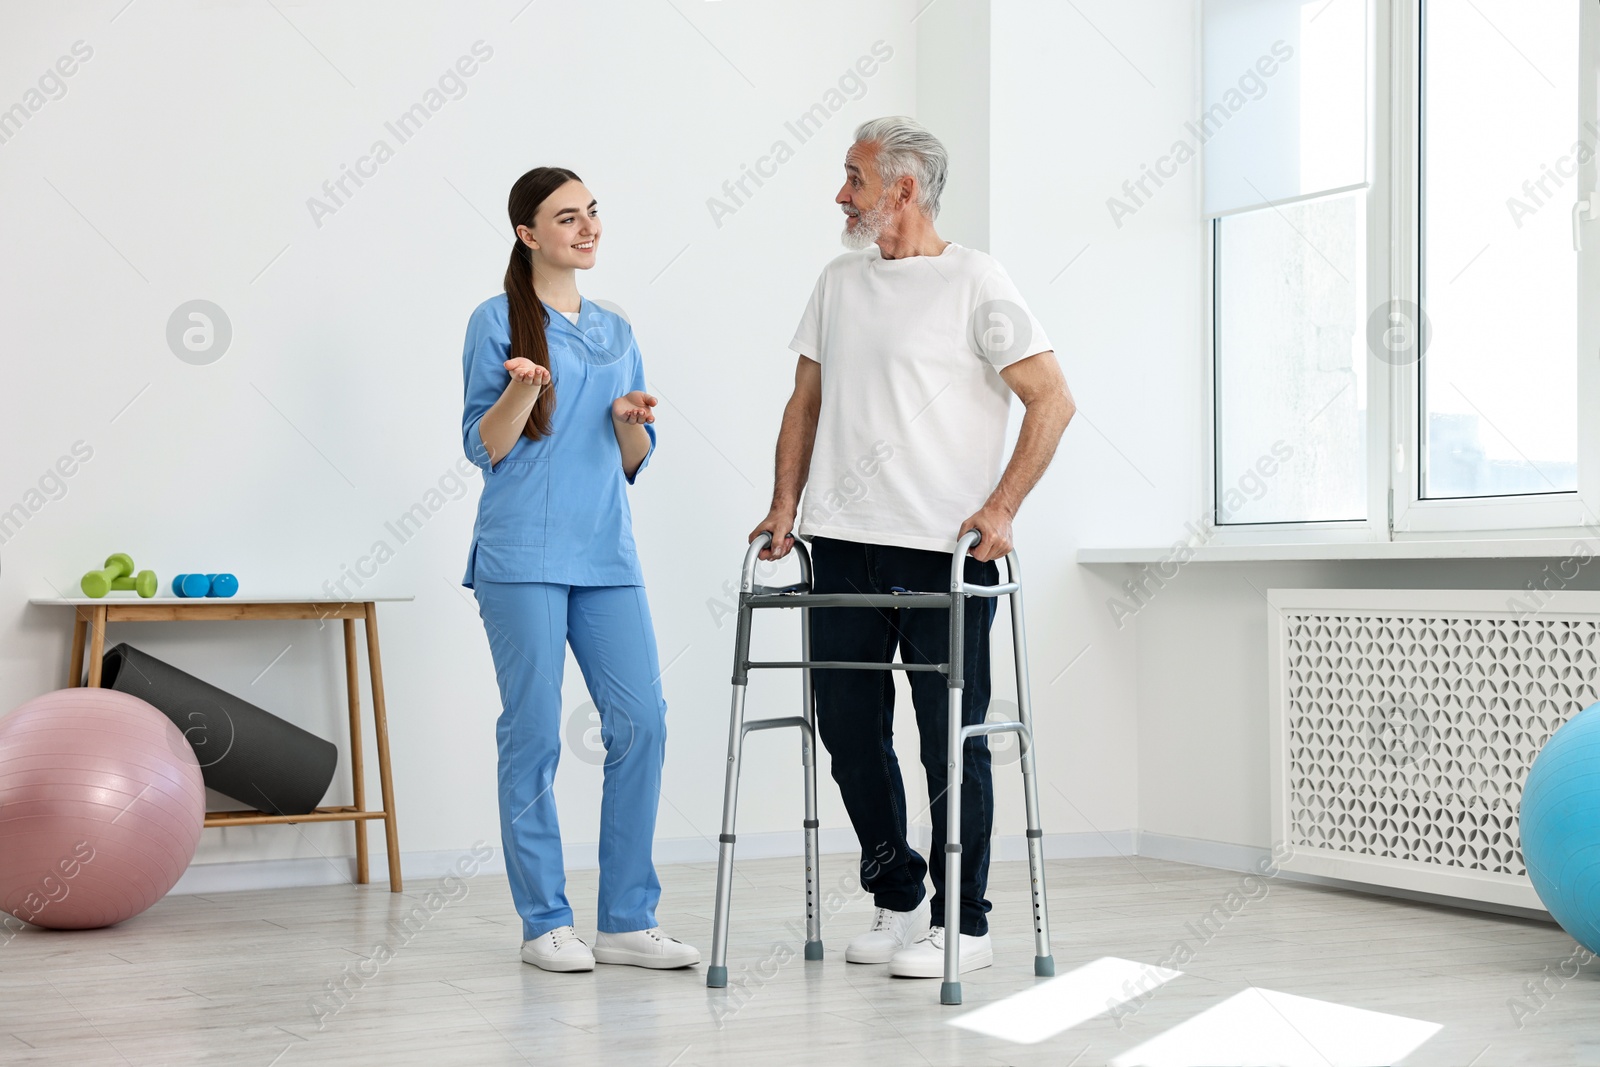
1521, 701, 1600, 953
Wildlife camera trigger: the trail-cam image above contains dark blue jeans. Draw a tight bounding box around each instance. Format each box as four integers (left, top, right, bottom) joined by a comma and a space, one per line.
807, 536, 998, 937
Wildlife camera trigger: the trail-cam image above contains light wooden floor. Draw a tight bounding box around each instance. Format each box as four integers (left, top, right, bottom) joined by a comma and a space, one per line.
0, 853, 1594, 1066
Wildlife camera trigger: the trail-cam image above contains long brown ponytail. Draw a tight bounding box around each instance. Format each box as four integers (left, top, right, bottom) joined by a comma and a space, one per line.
505, 166, 581, 440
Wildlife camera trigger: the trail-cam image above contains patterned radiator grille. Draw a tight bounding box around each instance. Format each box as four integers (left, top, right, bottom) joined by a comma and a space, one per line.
1282, 612, 1600, 877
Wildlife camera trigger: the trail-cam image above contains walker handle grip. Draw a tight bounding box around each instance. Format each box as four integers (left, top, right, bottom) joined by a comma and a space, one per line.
741, 532, 773, 581
952, 529, 1021, 596
742, 530, 806, 593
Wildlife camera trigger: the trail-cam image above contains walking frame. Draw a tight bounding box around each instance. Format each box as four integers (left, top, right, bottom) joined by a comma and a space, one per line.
706, 530, 1054, 1006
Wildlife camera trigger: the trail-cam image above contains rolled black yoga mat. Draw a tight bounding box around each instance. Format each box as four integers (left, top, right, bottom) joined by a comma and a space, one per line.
100, 642, 338, 816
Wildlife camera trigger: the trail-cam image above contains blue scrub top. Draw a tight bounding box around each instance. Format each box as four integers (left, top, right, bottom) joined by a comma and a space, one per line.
461, 293, 656, 588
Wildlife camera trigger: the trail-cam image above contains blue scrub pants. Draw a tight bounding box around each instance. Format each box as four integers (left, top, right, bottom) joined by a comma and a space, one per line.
474, 580, 668, 941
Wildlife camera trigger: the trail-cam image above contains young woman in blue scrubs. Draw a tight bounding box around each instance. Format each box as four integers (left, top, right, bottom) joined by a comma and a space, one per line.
461, 166, 697, 973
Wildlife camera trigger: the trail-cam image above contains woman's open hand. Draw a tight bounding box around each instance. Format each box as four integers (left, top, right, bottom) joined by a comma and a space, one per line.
612, 391, 658, 425
504, 358, 550, 388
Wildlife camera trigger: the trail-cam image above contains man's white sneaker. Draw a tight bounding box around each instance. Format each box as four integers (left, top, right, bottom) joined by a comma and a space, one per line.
521, 925, 595, 972
592, 927, 701, 969
845, 903, 930, 964
887, 926, 992, 978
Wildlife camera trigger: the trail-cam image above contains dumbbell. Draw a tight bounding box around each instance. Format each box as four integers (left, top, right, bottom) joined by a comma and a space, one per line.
81, 554, 157, 599
172, 573, 209, 598
111, 573, 159, 596
172, 573, 239, 598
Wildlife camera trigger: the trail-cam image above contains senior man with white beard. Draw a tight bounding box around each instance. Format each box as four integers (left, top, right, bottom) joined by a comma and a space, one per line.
749, 116, 1075, 979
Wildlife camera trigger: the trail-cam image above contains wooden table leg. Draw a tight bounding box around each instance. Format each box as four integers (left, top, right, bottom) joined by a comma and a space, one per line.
343, 618, 369, 886
364, 602, 402, 893
68, 612, 88, 688
84, 605, 108, 687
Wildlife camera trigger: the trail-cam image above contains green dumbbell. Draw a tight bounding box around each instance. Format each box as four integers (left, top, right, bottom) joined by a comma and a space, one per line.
81, 554, 135, 598
110, 570, 159, 598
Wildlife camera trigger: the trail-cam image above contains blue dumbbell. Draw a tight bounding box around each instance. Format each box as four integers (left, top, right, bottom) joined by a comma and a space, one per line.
173, 573, 239, 598
172, 574, 210, 598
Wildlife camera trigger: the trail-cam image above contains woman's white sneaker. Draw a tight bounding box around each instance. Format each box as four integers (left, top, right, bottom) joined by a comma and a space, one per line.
521, 925, 595, 972
593, 927, 701, 969
887, 926, 992, 978
845, 903, 930, 964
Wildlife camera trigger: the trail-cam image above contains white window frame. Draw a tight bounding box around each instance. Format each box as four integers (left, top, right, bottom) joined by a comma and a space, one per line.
1204, 0, 1600, 547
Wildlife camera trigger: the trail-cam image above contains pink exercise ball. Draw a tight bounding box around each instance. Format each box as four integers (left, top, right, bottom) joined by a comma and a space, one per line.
0, 688, 205, 930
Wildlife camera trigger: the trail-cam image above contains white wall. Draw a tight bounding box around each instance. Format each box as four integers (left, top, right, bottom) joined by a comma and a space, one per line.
988, 0, 1204, 842
0, 0, 1234, 892
0, 0, 927, 880
916, 0, 990, 251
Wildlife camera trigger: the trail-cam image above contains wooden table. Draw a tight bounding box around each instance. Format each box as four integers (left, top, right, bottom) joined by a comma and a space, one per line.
29, 595, 411, 893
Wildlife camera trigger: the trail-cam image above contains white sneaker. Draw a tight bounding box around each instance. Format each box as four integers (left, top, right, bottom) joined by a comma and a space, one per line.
521, 925, 595, 972
592, 927, 701, 969
845, 903, 930, 964
887, 926, 992, 978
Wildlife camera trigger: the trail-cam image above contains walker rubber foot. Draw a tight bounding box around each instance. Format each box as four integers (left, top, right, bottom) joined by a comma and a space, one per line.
1035, 954, 1056, 977
940, 981, 962, 1006
804, 940, 824, 961
706, 965, 728, 988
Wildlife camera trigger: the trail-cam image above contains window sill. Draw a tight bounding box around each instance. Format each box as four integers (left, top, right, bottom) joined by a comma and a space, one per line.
1076, 537, 1594, 565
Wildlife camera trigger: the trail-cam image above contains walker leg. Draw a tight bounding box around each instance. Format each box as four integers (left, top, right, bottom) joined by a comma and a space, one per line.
942, 682, 965, 1006
709, 605, 756, 990
800, 606, 823, 961
801, 744, 822, 961
942, 588, 966, 1007
708, 681, 747, 989
934, 735, 960, 1004
1010, 585, 1055, 977
1022, 764, 1054, 978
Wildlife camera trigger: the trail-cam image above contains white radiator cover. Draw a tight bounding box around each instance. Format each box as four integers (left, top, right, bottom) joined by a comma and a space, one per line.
1267, 589, 1600, 911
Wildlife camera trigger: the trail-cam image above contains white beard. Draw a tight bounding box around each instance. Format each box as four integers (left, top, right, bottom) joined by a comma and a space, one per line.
841, 199, 892, 250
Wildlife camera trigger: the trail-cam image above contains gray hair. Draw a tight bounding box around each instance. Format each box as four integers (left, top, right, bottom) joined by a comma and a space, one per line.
852, 116, 948, 220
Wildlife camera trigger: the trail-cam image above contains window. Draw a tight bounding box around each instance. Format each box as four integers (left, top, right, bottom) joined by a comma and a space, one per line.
1207, 0, 1370, 525
1214, 193, 1367, 524
1419, 0, 1579, 500
1207, 0, 1600, 540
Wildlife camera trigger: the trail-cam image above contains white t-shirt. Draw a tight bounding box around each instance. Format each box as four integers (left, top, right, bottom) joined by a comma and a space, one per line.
789, 243, 1052, 553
